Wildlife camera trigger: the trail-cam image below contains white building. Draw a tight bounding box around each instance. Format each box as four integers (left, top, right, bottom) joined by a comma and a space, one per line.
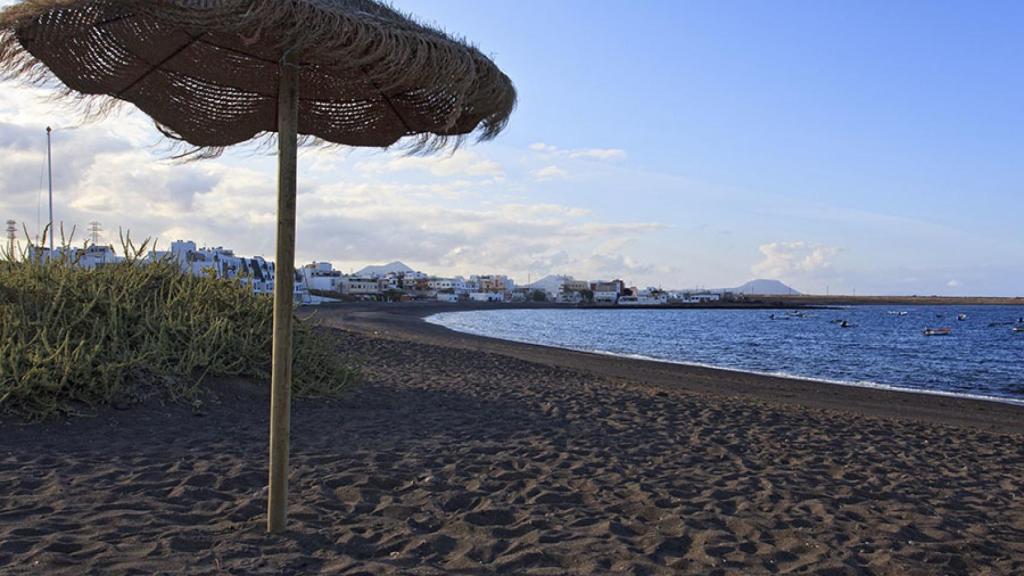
592, 280, 625, 304
671, 292, 721, 304
340, 276, 382, 297
299, 261, 344, 293
155, 241, 275, 295
33, 244, 124, 269
471, 274, 514, 294
73, 244, 123, 269
618, 293, 669, 306
402, 270, 429, 281
427, 276, 470, 293
558, 290, 584, 304
152, 240, 306, 301
688, 293, 720, 303
428, 278, 455, 291
469, 292, 504, 302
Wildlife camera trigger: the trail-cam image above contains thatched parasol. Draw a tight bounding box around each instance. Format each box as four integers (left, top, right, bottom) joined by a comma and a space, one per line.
1, 0, 515, 533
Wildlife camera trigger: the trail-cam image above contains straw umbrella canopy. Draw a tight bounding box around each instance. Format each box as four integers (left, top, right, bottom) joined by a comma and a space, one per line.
0, 0, 516, 533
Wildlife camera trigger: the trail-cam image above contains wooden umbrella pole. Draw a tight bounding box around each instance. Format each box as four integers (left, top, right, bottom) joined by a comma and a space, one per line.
268, 51, 299, 534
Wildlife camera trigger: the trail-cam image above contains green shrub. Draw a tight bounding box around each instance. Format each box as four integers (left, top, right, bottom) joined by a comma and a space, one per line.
0, 242, 359, 420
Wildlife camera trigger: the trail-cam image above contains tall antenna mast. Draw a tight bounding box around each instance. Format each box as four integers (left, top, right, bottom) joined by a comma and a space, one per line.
46, 126, 54, 253
5, 219, 16, 257
88, 221, 103, 246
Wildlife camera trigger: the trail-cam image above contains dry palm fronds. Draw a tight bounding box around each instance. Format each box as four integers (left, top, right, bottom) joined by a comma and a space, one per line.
0, 0, 517, 158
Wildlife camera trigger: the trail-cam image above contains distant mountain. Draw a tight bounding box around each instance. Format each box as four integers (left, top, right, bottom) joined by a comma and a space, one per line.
356, 261, 414, 277
525, 274, 572, 294
728, 279, 800, 295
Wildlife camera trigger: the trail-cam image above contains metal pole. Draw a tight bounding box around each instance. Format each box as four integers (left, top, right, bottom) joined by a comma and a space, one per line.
46, 126, 53, 253
267, 52, 299, 534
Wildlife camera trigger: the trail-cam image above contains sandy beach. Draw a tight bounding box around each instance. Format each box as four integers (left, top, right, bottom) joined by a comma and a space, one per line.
2, 302, 1023, 575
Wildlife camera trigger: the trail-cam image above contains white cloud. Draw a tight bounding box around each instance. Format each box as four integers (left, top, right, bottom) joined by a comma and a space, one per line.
0, 113, 664, 283
0, 80, 161, 148
532, 165, 568, 180
0, 78, 669, 285
569, 148, 627, 160
295, 184, 664, 281
577, 252, 666, 279
529, 142, 626, 161
354, 149, 503, 178
752, 241, 840, 279
528, 143, 558, 153
71, 150, 217, 216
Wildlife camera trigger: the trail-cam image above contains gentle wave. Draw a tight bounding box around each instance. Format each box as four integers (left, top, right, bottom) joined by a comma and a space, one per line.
582, 348, 1024, 407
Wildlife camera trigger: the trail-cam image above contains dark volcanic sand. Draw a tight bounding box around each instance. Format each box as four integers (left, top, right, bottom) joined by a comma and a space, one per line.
1, 303, 1023, 575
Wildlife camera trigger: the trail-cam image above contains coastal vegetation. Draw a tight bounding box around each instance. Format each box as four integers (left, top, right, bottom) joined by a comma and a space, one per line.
0, 236, 359, 421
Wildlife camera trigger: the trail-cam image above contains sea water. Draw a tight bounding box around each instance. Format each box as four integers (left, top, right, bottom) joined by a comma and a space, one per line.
427, 305, 1024, 405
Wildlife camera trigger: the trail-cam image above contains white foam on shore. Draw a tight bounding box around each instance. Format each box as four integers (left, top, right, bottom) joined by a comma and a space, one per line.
586, 349, 1024, 407
426, 313, 1024, 408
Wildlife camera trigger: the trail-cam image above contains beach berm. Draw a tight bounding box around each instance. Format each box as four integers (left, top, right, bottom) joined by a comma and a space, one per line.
1, 303, 1022, 574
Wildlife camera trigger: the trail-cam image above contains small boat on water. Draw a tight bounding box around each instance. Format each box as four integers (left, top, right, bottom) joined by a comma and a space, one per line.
923, 327, 952, 336
957, 314, 967, 321
1014, 326, 1024, 333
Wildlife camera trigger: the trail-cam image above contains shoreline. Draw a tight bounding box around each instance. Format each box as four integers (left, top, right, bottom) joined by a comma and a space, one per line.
4, 301, 1024, 574
425, 314, 1024, 410
757, 294, 1024, 306
433, 322, 1024, 409
312, 301, 1024, 434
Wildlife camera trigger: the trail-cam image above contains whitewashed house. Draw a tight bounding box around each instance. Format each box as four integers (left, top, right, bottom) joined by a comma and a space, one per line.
152, 240, 301, 300
592, 280, 625, 304
671, 291, 721, 304
687, 293, 721, 303
469, 292, 503, 302
74, 244, 123, 269
428, 278, 457, 292
33, 244, 124, 268
299, 261, 344, 293
557, 277, 591, 303
618, 289, 669, 305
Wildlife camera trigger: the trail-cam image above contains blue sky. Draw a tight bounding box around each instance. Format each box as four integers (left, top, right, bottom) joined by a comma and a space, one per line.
1, 0, 1022, 294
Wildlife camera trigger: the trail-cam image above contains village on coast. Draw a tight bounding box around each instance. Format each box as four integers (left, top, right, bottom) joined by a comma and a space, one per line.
27, 236, 731, 306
